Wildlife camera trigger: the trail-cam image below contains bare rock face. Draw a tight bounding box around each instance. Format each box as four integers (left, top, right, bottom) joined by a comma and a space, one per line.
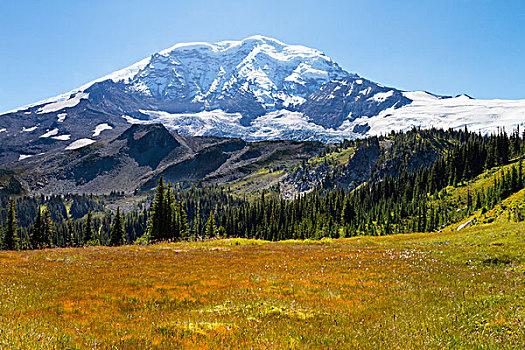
298, 76, 411, 129
115, 124, 181, 168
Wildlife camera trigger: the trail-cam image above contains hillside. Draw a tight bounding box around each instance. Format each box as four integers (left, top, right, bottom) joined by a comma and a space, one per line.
0, 126, 471, 197
436, 160, 525, 231
5, 124, 323, 195
1, 127, 523, 246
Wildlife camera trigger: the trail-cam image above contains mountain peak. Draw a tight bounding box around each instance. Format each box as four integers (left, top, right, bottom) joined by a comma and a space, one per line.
116, 123, 180, 168
158, 35, 316, 57
114, 35, 351, 112
1, 36, 524, 157
243, 34, 284, 43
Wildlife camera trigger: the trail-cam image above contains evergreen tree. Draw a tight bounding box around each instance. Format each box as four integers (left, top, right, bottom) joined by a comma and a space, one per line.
42, 209, 54, 248
30, 207, 43, 249
165, 183, 175, 239
204, 212, 216, 238
174, 199, 188, 239
0, 218, 4, 250
65, 220, 73, 247
31, 207, 53, 249
148, 176, 168, 242
110, 207, 125, 246
4, 200, 19, 251
84, 208, 94, 244
193, 202, 202, 239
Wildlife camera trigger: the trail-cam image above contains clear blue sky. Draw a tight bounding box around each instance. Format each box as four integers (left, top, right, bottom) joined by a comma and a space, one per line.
1, 0, 524, 112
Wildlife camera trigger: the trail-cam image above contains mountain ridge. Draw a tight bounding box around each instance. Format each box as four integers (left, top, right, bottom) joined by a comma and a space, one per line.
1, 35, 525, 166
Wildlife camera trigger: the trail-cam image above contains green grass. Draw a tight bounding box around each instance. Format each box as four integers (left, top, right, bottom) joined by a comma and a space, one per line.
307, 146, 355, 167
225, 167, 286, 199
426, 159, 524, 230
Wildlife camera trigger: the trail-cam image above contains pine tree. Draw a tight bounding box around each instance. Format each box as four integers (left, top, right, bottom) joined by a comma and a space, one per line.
341, 197, 353, 225
31, 207, 53, 249
204, 212, 216, 238
41, 209, 54, 248
174, 199, 188, 239
148, 176, 168, 242
110, 207, 125, 246
66, 220, 74, 247
193, 202, 201, 239
31, 207, 43, 249
165, 183, 175, 239
4, 200, 19, 251
0, 218, 4, 250
84, 208, 94, 244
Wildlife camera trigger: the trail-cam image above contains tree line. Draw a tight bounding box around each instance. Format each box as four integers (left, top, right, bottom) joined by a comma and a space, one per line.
0, 203, 126, 251
1, 127, 525, 250
213, 128, 525, 239
0, 183, 241, 249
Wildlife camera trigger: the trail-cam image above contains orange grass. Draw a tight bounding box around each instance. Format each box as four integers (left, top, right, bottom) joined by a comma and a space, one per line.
1, 227, 525, 349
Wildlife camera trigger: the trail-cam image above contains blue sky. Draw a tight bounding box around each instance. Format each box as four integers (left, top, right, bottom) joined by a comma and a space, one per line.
1, 0, 524, 112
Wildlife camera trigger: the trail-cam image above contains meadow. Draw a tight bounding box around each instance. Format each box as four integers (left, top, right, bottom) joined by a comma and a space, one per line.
1, 221, 525, 349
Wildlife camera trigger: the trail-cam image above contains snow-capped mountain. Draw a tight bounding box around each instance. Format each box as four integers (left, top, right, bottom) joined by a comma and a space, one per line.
1, 35, 525, 164
132, 36, 351, 110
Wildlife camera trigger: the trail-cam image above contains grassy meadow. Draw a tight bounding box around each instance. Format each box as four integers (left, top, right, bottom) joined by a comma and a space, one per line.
1, 220, 525, 349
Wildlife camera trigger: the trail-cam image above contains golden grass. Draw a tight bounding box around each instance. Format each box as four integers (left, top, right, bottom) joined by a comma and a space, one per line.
1, 223, 525, 349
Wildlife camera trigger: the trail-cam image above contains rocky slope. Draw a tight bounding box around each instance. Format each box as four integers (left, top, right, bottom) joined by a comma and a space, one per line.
11, 124, 323, 195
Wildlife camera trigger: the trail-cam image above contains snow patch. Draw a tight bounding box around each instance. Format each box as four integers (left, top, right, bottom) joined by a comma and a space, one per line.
134, 109, 358, 142
457, 219, 474, 231
278, 93, 306, 107
92, 123, 113, 137
65, 138, 95, 150
359, 87, 372, 95
344, 95, 525, 137
369, 90, 394, 102
37, 92, 89, 114
40, 128, 59, 138
57, 113, 67, 122
0, 128, 6, 133
136, 109, 245, 137
18, 154, 33, 161
122, 115, 140, 124
22, 126, 37, 132
52, 134, 71, 141
96, 58, 151, 85
402, 91, 440, 101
